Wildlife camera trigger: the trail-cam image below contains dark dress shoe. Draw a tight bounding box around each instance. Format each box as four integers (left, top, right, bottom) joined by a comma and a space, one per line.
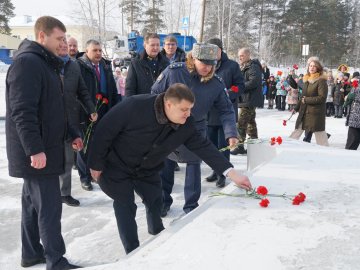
63, 263, 83, 269
205, 171, 218, 182
161, 205, 170, 217
230, 145, 247, 155
81, 182, 93, 191
216, 176, 226, 188
62, 196, 80, 207
21, 257, 46, 267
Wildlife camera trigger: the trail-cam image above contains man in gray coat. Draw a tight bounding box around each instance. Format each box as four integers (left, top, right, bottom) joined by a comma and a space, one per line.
58, 37, 97, 206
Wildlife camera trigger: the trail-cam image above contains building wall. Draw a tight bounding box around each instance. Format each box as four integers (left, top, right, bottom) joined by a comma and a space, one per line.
0, 33, 22, 50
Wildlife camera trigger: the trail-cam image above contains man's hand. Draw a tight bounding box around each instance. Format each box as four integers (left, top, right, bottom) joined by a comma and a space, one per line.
30, 152, 46, 169
72, 137, 83, 151
90, 112, 98, 122
227, 169, 252, 191
90, 169, 102, 182
301, 96, 306, 104
228, 137, 239, 148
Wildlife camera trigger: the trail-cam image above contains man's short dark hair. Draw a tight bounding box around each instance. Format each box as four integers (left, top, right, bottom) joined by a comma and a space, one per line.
85, 39, 101, 48
144, 33, 160, 43
164, 83, 195, 104
34, 16, 66, 38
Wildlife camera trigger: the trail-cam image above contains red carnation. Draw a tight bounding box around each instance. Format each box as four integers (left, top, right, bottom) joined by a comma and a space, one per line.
277, 70, 283, 76
230, 85, 239, 93
293, 64, 299, 70
96, 93, 103, 100
283, 120, 287, 126
292, 196, 302, 205
259, 198, 270, 207
352, 80, 359, 88
102, 98, 109, 104
256, 186, 268, 196
297, 192, 306, 202
276, 136, 283, 145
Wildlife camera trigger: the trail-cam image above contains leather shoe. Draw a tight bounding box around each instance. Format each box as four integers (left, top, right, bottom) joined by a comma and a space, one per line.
216, 176, 226, 188
81, 182, 93, 191
205, 171, 218, 182
230, 145, 247, 155
21, 257, 46, 267
63, 263, 83, 269
62, 196, 80, 207
161, 205, 170, 217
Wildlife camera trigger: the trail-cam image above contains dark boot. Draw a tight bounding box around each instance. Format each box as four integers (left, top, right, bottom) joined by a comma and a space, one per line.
230, 145, 247, 155
216, 176, 226, 188
205, 171, 218, 182
21, 257, 46, 268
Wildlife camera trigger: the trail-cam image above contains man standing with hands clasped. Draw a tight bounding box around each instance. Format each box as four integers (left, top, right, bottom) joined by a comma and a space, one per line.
6, 16, 82, 269
88, 83, 252, 255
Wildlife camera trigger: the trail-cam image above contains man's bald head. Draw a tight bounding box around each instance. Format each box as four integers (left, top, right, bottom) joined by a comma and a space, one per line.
68, 37, 79, 58
238, 47, 251, 65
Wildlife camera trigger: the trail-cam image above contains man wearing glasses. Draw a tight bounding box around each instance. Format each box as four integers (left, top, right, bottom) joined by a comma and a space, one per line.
160, 35, 186, 63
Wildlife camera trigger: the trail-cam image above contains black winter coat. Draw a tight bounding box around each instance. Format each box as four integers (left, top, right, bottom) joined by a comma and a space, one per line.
77, 54, 118, 124
207, 52, 244, 125
239, 59, 263, 108
88, 94, 233, 179
63, 58, 95, 131
125, 51, 169, 96
6, 40, 76, 178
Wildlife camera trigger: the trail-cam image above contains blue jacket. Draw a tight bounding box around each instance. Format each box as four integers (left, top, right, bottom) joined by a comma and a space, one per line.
151, 63, 237, 138
207, 52, 244, 125
151, 63, 237, 163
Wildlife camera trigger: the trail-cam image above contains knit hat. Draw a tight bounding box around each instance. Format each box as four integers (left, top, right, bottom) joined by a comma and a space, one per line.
192, 43, 218, 65
206, 38, 223, 50
352, 71, 360, 78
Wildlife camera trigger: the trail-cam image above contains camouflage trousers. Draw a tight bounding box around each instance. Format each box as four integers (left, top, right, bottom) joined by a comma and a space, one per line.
237, 107, 258, 142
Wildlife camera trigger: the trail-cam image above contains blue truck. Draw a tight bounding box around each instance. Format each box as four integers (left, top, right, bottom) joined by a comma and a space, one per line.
127, 32, 197, 55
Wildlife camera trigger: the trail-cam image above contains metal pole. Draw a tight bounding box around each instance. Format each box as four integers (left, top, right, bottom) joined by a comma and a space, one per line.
199, 0, 206, 42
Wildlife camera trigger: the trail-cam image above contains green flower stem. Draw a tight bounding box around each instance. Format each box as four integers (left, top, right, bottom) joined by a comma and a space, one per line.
219, 138, 265, 152
210, 191, 295, 201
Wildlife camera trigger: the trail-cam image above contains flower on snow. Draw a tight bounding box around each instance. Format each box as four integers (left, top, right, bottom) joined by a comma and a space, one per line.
211, 186, 306, 208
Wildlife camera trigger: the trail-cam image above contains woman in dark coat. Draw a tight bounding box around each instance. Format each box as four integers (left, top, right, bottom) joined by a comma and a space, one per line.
289, 57, 329, 146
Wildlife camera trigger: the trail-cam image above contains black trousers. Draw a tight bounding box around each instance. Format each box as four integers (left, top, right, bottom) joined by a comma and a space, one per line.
99, 172, 164, 254
22, 176, 68, 270
345, 126, 360, 150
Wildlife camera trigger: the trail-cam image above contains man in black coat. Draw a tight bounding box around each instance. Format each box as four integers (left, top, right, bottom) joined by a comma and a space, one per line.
125, 33, 169, 96
206, 38, 245, 187
5, 16, 82, 269
88, 83, 252, 255
231, 47, 263, 156
76, 39, 119, 191
160, 34, 187, 63
59, 37, 97, 206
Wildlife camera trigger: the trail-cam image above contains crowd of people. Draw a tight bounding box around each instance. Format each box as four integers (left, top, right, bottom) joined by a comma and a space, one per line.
5, 15, 360, 270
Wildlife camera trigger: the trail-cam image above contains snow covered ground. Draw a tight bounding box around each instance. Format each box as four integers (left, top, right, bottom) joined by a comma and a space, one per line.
0, 71, 358, 270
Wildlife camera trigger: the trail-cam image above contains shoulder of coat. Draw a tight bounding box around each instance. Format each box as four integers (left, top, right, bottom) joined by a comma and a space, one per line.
214, 73, 225, 84
169, 62, 186, 69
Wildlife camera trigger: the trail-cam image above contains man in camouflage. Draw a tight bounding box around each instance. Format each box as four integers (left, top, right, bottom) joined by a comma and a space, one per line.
231, 48, 263, 155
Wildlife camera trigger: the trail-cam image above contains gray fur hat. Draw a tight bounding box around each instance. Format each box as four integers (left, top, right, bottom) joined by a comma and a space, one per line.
192, 43, 218, 65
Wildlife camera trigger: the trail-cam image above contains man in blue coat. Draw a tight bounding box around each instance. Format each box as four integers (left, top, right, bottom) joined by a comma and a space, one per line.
6, 16, 82, 269
88, 84, 252, 254
205, 38, 245, 187
151, 43, 238, 216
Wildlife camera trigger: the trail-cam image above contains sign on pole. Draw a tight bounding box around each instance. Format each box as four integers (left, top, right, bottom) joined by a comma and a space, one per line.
181, 17, 189, 30
302, 44, 309, 56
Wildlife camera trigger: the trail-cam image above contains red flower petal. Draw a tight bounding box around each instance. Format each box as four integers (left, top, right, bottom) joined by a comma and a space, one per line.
283, 120, 287, 126
96, 93, 103, 100
259, 198, 270, 207
276, 136, 283, 145
297, 192, 306, 202
256, 186, 268, 196
102, 98, 109, 104
292, 196, 302, 205
230, 85, 239, 93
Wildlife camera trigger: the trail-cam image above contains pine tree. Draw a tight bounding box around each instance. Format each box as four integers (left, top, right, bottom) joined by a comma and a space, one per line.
120, 0, 145, 32
0, 0, 15, 35
142, 0, 166, 34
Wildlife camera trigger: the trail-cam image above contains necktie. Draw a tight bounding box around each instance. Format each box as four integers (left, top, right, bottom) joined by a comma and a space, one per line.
94, 64, 100, 82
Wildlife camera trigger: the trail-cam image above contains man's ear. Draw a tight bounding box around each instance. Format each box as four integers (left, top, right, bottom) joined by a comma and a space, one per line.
38, 31, 45, 43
